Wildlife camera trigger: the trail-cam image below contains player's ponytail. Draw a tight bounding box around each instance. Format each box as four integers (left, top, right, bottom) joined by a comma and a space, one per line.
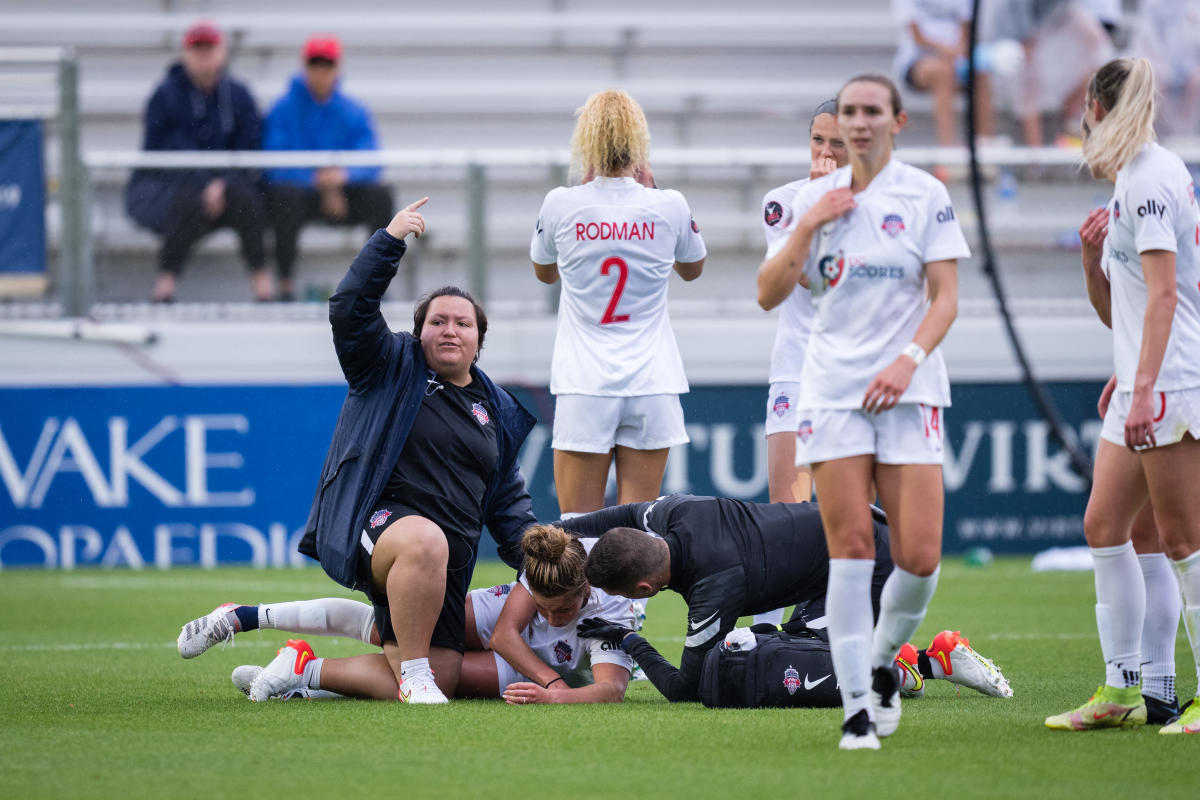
570, 89, 651, 182
1082, 58, 1157, 180
522, 524, 588, 599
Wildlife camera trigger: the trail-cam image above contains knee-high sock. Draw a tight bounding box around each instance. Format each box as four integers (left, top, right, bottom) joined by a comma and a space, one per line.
1092, 542, 1145, 689
1171, 548, 1200, 691
1139, 553, 1180, 702
259, 598, 376, 645
826, 559, 876, 720
871, 565, 940, 668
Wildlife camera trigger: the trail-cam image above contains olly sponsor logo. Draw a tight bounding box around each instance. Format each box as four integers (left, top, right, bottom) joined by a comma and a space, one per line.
935, 205, 956, 223
1137, 199, 1167, 218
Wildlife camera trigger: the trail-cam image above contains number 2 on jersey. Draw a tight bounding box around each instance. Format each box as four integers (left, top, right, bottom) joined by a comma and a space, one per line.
599, 256, 630, 324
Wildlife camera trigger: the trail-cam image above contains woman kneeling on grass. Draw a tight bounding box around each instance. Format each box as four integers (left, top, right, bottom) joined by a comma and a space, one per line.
178, 524, 638, 704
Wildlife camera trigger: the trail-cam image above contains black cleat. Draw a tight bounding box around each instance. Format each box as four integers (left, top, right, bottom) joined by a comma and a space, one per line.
1144, 694, 1181, 725
839, 708, 880, 750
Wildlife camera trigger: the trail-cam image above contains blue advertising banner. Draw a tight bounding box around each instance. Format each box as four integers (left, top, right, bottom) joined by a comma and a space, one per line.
0, 381, 1104, 569
0, 120, 46, 274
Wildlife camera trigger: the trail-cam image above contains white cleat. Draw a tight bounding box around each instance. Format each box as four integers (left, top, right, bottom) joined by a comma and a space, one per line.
177, 603, 240, 659
249, 639, 315, 702
838, 709, 881, 751
398, 671, 449, 705
232, 665, 263, 697
927, 630, 1013, 698
870, 666, 902, 737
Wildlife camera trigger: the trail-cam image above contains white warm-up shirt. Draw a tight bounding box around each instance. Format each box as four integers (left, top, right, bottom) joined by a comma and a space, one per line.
531, 176, 707, 396
1104, 142, 1200, 391
474, 539, 638, 686
778, 160, 970, 409
762, 178, 816, 383
892, 0, 969, 76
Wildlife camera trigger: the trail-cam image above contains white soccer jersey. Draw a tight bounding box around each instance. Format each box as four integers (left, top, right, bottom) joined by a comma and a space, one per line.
1105, 142, 1200, 392
531, 176, 707, 396
473, 539, 637, 686
762, 178, 816, 383
783, 160, 970, 409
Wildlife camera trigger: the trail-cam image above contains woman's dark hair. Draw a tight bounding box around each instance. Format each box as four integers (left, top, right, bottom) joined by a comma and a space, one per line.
809, 98, 838, 132
584, 527, 664, 593
522, 524, 588, 599
411, 286, 488, 363
837, 73, 904, 116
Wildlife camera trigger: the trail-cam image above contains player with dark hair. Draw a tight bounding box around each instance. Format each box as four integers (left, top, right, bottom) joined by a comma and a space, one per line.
563, 495, 1009, 706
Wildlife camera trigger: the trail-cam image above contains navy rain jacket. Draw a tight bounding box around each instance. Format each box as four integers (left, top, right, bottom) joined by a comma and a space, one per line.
299, 230, 536, 591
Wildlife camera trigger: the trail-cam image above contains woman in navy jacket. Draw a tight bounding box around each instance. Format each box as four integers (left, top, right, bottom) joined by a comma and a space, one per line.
299, 198, 537, 704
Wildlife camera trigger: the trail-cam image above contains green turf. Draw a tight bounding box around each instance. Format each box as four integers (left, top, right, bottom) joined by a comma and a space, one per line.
1, 559, 1194, 799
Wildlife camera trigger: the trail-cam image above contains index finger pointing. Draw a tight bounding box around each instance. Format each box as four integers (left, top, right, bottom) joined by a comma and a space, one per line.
405, 196, 430, 212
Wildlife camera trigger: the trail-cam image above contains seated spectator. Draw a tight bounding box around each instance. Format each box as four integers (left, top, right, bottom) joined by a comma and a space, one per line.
1131, 0, 1200, 136
263, 35, 394, 302
125, 20, 270, 303
892, 0, 996, 177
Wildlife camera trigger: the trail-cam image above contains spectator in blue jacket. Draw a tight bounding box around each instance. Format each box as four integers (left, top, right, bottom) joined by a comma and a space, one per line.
125, 20, 270, 303
298, 199, 537, 705
264, 35, 394, 301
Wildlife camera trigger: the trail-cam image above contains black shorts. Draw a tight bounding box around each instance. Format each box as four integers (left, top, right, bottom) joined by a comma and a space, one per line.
788, 524, 893, 641
357, 500, 477, 654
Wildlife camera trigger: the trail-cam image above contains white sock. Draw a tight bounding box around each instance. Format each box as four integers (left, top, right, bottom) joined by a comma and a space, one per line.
400, 657, 431, 681
1171, 548, 1200, 691
753, 608, 785, 627
258, 599, 376, 645
871, 565, 940, 669
826, 559, 876, 720
303, 657, 323, 690
559, 512, 585, 519
1092, 542, 1145, 689
1138, 552, 1180, 702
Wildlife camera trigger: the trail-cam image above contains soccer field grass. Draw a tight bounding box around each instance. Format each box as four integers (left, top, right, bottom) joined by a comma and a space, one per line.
1, 559, 1193, 799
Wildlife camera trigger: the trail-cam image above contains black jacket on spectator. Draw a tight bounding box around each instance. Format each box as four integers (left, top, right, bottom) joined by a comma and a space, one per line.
299, 230, 537, 591
125, 63, 261, 233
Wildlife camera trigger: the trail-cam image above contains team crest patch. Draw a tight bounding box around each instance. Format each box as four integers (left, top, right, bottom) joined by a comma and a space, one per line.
1113, 200, 1120, 220
881, 213, 906, 237
783, 665, 801, 695
764, 201, 784, 226
489, 583, 511, 598
691, 217, 700, 233
471, 402, 490, 425
818, 249, 845, 289
797, 419, 813, 443
553, 640, 573, 664
772, 393, 791, 417
369, 509, 392, 529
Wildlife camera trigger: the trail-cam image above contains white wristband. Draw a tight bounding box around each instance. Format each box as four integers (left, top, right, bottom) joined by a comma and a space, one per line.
901, 342, 927, 366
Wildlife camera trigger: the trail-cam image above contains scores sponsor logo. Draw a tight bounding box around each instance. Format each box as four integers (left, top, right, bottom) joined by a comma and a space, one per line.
575, 221, 655, 241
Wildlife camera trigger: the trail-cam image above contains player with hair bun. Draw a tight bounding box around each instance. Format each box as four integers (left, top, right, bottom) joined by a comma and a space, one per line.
180, 524, 639, 704
531, 89, 706, 518
757, 73, 969, 750
1046, 57, 1200, 735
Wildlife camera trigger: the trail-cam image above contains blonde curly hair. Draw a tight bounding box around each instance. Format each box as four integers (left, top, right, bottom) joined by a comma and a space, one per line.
570, 89, 650, 181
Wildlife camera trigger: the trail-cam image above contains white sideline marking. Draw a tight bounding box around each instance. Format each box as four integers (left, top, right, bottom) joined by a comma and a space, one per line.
56, 575, 351, 594
0, 640, 278, 652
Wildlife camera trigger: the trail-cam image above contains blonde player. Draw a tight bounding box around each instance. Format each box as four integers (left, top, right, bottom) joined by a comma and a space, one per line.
186, 526, 638, 703
531, 90, 706, 516
758, 73, 968, 750
1046, 57, 1200, 735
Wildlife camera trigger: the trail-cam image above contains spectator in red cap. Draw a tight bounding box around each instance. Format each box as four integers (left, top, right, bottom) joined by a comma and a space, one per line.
263, 34, 394, 301
125, 20, 270, 302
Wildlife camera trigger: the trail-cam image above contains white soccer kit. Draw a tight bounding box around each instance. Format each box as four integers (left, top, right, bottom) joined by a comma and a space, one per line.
779, 160, 970, 411
1099, 142, 1200, 446
531, 176, 707, 397
762, 177, 817, 385
470, 539, 637, 692
1104, 142, 1200, 393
